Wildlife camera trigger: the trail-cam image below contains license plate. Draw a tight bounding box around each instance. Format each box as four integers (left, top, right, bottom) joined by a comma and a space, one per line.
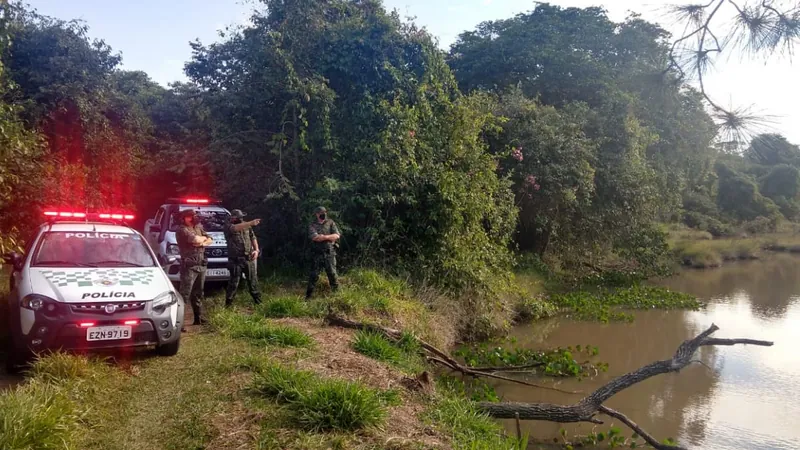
87, 326, 132, 341
207, 269, 229, 277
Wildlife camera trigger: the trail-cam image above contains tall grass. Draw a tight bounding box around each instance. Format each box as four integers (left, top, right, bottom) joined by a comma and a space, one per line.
251, 364, 316, 403
257, 295, 311, 318
249, 362, 390, 432
351, 330, 425, 373
425, 386, 528, 450
292, 379, 388, 432
211, 309, 313, 347
0, 380, 82, 450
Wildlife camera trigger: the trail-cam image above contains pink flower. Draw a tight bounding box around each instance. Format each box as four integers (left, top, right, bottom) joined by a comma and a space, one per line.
525, 174, 541, 192
409, 130, 416, 138
511, 147, 523, 162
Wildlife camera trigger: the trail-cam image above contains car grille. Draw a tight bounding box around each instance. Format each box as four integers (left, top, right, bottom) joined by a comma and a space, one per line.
205, 247, 228, 258
70, 302, 147, 314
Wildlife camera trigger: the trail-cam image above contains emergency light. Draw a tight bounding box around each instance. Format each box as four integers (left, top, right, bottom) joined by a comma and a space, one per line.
166, 197, 221, 205
43, 211, 135, 222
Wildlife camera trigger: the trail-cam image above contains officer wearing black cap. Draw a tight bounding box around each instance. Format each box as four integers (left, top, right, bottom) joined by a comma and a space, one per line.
176, 209, 213, 326
306, 206, 340, 299
223, 209, 262, 307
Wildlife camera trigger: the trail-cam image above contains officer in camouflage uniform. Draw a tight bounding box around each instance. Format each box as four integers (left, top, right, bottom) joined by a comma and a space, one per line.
224, 209, 262, 307
176, 209, 213, 326
306, 206, 341, 299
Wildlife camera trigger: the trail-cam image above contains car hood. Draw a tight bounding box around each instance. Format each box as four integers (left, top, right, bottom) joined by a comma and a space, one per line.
30, 267, 169, 303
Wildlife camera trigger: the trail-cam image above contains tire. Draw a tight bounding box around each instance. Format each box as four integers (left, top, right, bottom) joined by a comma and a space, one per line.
4, 347, 31, 375
156, 338, 180, 357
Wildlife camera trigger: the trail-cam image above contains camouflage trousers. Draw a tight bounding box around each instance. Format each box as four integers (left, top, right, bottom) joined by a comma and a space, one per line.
180, 265, 206, 323
226, 258, 261, 306
306, 251, 339, 299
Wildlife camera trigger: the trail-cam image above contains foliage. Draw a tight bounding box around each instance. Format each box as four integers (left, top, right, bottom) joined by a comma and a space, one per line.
210, 309, 313, 347
559, 426, 645, 449
548, 285, 701, 322
186, 0, 517, 296
424, 382, 528, 450
716, 162, 781, 224
448, 4, 718, 270
454, 340, 607, 378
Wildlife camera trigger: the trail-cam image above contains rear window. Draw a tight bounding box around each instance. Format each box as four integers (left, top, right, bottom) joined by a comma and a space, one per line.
168, 208, 230, 233
33, 232, 157, 268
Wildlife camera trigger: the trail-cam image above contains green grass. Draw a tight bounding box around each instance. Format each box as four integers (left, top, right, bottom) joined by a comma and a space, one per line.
248, 361, 390, 433
0, 380, 82, 450
352, 330, 403, 363
251, 364, 317, 402
292, 379, 388, 432
28, 352, 114, 384
258, 295, 311, 318
351, 330, 425, 374
424, 384, 528, 450
211, 309, 314, 347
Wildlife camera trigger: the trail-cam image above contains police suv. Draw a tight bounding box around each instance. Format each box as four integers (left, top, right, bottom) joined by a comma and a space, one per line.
2, 210, 184, 372
143, 198, 232, 285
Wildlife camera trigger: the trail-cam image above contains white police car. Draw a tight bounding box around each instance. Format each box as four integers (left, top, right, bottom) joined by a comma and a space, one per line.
3, 210, 185, 372
143, 198, 232, 284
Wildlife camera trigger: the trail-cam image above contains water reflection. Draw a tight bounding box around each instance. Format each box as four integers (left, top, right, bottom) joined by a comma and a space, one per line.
498, 254, 800, 450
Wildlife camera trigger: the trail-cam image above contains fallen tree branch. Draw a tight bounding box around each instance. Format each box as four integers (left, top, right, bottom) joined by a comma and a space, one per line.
477, 324, 772, 448
325, 314, 581, 395
598, 405, 677, 450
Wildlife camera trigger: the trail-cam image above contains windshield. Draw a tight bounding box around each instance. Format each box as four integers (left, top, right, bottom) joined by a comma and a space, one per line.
33, 232, 157, 268
168, 209, 230, 233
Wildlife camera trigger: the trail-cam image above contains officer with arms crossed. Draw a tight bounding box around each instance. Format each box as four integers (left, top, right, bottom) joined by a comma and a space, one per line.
224, 209, 262, 307
306, 206, 340, 300
176, 209, 213, 327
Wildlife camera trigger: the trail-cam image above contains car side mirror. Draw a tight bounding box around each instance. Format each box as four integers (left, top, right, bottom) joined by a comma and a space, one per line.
3, 252, 23, 271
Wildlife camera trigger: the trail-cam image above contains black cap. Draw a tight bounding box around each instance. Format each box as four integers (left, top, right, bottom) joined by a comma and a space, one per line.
180, 209, 197, 218
231, 209, 246, 219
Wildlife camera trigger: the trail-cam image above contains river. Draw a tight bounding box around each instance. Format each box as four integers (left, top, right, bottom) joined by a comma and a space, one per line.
497, 253, 800, 450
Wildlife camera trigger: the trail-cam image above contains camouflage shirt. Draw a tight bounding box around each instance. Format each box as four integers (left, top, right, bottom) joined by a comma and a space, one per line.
176, 223, 209, 267
224, 223, 256, 260
308, 219, 340, 253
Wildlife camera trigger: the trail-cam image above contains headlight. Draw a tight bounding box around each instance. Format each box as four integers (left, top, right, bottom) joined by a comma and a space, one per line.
152, 291, 178, 309
22, 294, 49, 311
167, 244, 180, 256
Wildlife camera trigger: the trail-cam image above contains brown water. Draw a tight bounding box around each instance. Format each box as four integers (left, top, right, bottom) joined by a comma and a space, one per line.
497, 253, 800, 450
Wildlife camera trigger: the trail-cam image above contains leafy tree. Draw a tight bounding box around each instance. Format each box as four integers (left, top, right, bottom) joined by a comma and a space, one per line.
0, 2, 45, 252
716, 162, 780, 224
744, 133, 800, 166
186, 0, 517, 295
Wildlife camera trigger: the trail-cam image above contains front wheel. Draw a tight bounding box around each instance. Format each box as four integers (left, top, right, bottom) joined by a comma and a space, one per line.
156, 339, 180, 357
4, 347, 31, 375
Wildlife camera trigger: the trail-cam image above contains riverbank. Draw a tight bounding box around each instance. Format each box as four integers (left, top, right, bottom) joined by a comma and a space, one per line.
668, 224, 800, 269
0, 270, 534, 449
0, 265, 708, 449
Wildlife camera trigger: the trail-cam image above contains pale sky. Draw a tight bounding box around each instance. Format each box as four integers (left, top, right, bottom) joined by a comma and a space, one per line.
24, 0, 800, 144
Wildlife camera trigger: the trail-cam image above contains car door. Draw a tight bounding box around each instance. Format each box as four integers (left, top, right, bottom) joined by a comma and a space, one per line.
147, 207, 165, 249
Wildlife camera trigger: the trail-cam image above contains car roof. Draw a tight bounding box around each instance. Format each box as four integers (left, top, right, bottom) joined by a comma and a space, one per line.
40, 222, 139, 234
172, 205, 229, 213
